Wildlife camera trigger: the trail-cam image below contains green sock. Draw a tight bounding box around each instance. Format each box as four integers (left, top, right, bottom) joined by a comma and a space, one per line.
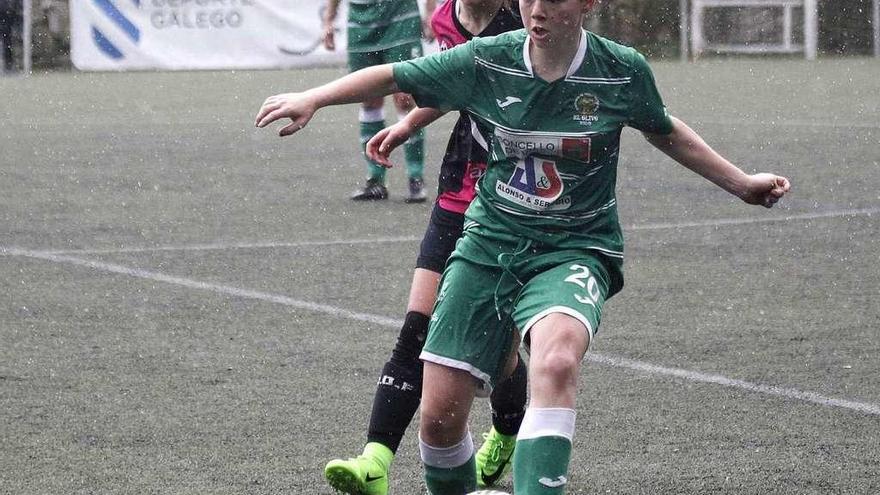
360, 120, 386, 182
424, 455, 476, 495
513, 436, 572, 494
404, 127, 425, 180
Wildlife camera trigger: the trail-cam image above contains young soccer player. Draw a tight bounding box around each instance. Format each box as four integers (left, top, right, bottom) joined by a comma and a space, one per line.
323, 2, 525, 494
322, 0, 435, 202
256, 0, 791, 492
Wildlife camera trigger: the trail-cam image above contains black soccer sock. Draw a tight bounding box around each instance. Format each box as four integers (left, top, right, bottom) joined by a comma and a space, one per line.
489, 356, 528, 436
366, 311, 429, 453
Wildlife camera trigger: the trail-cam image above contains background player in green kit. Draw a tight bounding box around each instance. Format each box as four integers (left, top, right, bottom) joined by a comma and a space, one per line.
257, 0, 792, 492
322, 0, 436, 202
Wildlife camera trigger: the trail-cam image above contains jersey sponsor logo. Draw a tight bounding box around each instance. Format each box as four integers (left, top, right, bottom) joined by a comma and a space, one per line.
573, 93, 600, 126
561, 137, 592, 161
496, 157, 571, 211
539, 475, 568, 488
511, 156, 563, 199
496, 130, 559, 159
491, 128, 593, 211
495, 129, 591, 162
496, 96, 523, 109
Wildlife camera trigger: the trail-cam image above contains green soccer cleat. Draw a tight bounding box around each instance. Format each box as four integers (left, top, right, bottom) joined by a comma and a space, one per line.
475, 427, 516, 488
324, 442, 393, 495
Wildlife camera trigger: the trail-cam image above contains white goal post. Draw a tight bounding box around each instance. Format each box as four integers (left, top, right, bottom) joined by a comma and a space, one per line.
680, 0, 880, 60
689, 0, 818, 59
875, 0, 880, 57
23, 0, 32, 73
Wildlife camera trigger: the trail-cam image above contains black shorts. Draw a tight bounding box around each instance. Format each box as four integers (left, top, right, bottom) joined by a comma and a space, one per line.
416, 204, 466, 273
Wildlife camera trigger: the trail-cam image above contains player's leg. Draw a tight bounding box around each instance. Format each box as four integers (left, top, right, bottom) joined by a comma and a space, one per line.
419, 362, 478, 494
324, 206, 460, 495
418, 210, 526, 481
359, 205, 463, 450
323, 271, 435, 495
393, 91, 426, 203
348, 49, 389, 201
420, 251, 518, 494
361, 204, 465, 448
511, 255, 612, 494
386, 42, 426, 203
361, 269, 436, 449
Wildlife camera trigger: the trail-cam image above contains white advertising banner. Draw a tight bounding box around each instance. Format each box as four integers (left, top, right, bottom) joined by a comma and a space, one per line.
70, 0, 352, 70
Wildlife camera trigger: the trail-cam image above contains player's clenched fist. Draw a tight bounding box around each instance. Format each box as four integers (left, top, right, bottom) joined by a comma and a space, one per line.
741, 173, 791, 208
255, 93, 317, 137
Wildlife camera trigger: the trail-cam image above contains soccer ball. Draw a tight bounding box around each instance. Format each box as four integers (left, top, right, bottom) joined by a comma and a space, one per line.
466, 491, 511, 495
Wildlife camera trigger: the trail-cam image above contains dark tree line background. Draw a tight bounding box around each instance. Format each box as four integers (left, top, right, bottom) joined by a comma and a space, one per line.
593, 0, 878, 58
13, 0, 880, 70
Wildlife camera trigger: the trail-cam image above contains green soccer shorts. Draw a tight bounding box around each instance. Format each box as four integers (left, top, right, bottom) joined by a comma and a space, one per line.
348, 41, 423, 73
420, 229, 614, 394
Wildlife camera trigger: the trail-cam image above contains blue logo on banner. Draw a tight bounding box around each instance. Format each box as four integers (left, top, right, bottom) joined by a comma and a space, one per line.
91, 0, 141, 60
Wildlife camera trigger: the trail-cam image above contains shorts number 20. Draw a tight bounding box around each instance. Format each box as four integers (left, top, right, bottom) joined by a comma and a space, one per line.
564, 264, 600, 307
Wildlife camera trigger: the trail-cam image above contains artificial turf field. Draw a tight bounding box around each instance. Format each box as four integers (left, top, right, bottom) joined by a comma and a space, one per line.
1, 57, 879, 494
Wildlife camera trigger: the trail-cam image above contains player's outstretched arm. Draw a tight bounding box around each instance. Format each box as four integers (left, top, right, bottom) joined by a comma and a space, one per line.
643, 116, 791, 208
255, 65, 399, 136
366, 107, 446, 168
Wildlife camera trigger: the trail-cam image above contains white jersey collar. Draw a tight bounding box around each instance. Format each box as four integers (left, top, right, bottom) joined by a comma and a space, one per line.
523, 29, 588, 78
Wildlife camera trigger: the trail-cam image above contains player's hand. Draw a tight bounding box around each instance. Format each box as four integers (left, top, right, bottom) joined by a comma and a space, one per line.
322, 23, 336, 51
255, 92, 317, 137
741, 173, 791, 208
366, 121, 415, 168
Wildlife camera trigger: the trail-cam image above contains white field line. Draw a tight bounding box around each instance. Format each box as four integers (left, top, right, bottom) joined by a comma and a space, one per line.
626, 206, 880, 231
587, 354, 880, 416
38, 207, 880, 256
4, 245, 880, 417
40, 236, 423, 255
2, 248, 400, 329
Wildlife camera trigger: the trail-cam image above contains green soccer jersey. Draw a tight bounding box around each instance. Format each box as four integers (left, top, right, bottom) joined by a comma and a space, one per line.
347, 0, 423, 53
393, 29, 673, 261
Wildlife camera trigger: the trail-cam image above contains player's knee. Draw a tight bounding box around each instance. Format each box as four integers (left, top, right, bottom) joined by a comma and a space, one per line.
529, 317, 588, 384
419, 364, 475, 446
531, 348, 580, 385
419, 408, 466, 447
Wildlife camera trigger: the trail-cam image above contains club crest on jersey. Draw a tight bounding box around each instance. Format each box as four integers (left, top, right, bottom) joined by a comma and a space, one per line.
496, 156, 570, 211
573, 93, 600, 126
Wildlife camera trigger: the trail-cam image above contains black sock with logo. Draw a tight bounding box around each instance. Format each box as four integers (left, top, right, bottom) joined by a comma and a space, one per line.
366, 311, 429, 453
